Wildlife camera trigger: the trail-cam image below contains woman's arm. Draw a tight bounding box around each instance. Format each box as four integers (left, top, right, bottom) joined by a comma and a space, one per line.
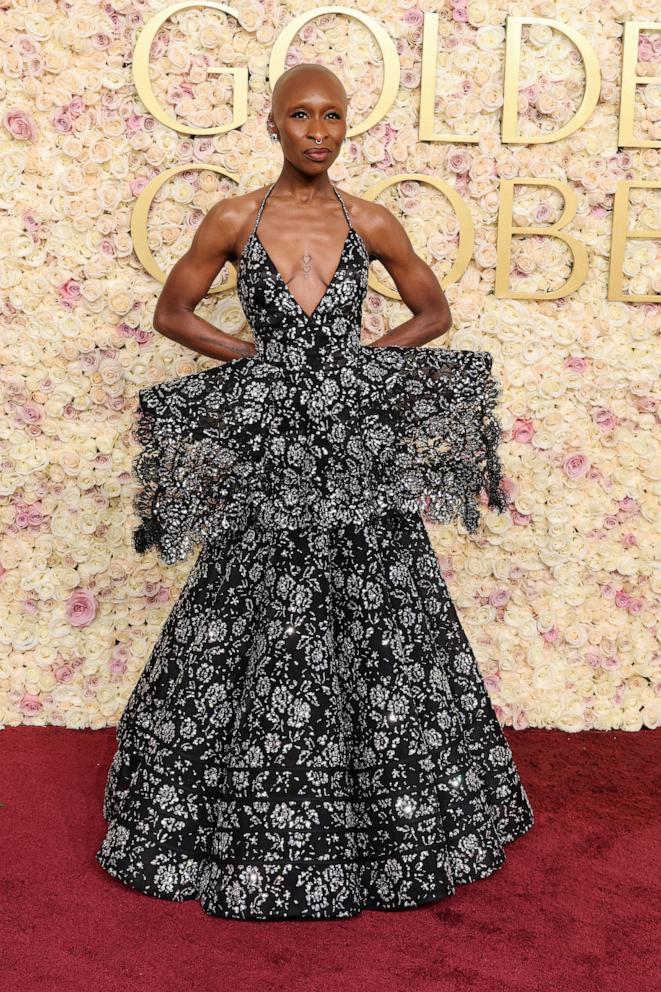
152, 199, 256, 363
360, 202, 453, 348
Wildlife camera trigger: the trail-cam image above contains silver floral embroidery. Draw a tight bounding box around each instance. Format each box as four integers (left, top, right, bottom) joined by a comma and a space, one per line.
96, 184, 534, 920
130, 182, 509, 567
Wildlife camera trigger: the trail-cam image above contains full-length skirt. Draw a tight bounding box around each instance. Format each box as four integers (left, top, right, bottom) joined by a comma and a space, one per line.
96, 505, 534, 920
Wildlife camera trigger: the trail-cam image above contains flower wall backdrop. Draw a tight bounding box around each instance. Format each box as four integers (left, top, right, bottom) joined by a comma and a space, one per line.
0, 0, 659, 731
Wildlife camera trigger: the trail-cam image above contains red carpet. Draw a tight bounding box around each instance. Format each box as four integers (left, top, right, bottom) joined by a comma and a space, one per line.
0, 726, 657, 992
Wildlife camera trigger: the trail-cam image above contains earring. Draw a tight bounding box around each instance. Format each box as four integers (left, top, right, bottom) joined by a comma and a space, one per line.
269, 132, 279, 143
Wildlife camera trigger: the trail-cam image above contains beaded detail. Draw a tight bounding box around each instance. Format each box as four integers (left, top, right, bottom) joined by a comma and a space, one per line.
97, 510, 535, 919
131, 182, 509, 565
96, 184, 535, 919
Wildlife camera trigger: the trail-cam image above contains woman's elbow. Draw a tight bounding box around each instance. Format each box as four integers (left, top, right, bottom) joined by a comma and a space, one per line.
153, 304, 181, 336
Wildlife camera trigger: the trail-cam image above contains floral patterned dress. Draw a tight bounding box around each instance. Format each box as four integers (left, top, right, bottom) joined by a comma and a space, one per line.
96, 182, 534, 920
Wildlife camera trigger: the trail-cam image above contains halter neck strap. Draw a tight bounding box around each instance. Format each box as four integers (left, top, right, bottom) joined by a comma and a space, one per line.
251, 182, 353, 237
250, 182, 275, 236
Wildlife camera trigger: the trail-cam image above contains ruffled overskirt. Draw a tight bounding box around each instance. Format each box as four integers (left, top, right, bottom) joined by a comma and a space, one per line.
131, 346, 509, 565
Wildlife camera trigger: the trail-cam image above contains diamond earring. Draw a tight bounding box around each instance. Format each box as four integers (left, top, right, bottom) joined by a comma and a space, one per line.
269, 132, 279, 143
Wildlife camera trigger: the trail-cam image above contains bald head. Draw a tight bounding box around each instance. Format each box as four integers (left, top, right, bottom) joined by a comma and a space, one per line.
266, 63, 348, 167
271, 63, 348, 121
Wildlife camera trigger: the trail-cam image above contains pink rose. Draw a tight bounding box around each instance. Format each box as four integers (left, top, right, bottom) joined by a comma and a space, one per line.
622, 532, 638, 548
601, 656, 619, 671
52, 109, 73, 133
23, 212, 40, 232
618, 496, 639, 513
511, 418, 534, 443
512, 510, 530, 525
69, 95, 85, 116
54, 664, 74, 683
109, 658, 127, 676
66, 589, 97, 627
58, 279, 81, 306
562, 452, 590, 479
564, 356, 589, 372
499, 476, 519, 499
134, 327, 152, 344
511, 707, 529, 730
447, 149, 471, 174
20, 402, 43, 424
542, 627, 558, 644
3, 108, 37, 140
401, 69, 420, 90
129, 176, 149, 197
489, 589, 510, 608
126, 113, 146, 133
91, 32, 111, 51
403, 8, 423, 27
593, 408, 616, 429
614, 589, 631, 609
28, 505, 44, 525
638, 36, 654, 61
20, 693, 43, 715
79, 351, 100, 372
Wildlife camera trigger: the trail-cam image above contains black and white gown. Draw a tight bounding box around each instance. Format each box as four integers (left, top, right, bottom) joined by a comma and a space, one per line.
96, 182, 534, 920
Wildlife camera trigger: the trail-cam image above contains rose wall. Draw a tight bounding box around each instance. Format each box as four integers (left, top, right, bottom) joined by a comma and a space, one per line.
0, 0, 659, 731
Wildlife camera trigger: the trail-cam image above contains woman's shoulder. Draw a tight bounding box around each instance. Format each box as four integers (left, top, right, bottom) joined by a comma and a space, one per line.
209, 184, 270, 225
204, 185, 272, 261
334, 186, 391, 260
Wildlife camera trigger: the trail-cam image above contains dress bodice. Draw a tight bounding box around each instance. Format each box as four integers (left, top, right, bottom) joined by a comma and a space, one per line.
132, 183, 509, 562
236, 183, 370, 369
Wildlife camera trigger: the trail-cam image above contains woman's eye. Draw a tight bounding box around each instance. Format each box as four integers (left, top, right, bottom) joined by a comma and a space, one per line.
292, 111, 341, 119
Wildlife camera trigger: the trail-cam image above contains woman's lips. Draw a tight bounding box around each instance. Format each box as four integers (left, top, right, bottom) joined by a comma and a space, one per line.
304, 149, 330, 160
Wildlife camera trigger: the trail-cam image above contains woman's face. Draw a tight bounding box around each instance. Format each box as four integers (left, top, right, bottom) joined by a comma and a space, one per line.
269, 77, 347, 174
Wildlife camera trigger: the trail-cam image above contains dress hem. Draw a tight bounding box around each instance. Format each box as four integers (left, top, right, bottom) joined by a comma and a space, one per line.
95, 811, 534, 922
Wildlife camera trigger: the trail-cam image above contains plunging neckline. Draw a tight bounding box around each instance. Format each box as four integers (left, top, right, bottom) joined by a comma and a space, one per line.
238, 182, 358, 323
254, 227, 353, 323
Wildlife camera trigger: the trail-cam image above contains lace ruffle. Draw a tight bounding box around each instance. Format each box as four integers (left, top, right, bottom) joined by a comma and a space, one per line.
131, 347, 509, 564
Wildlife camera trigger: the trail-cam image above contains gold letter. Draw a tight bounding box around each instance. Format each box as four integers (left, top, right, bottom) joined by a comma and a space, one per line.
133, 2, 247, 135
503, 18, 601, 144
419, 12, 477, 143
608, 180, 661, 302
495, 179, 588, 300
131, 164, 239, 292
269, 6, 399, 136
363, 174, 474, 298
618, 21, 661, 148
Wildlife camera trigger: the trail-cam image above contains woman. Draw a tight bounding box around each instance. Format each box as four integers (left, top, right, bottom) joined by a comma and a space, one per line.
96, 63, 534, 920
